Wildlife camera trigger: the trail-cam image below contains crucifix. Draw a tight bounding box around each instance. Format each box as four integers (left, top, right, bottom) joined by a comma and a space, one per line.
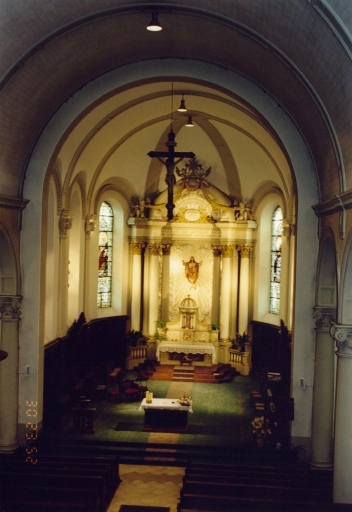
148, 128, 195, 220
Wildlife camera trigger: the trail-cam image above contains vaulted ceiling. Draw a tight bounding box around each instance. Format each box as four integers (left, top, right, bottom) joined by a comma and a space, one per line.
1, 0, 351, 206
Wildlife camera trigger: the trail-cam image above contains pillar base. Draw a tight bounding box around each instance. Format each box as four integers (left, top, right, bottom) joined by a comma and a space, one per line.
0, 442, 19, 453
310, 458, 333, 470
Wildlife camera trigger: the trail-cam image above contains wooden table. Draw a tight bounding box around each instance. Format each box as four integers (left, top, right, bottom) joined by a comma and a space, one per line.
139, 398, 192, 432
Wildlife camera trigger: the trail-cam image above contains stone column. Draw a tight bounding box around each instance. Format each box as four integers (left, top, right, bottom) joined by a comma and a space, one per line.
0, 296, 22, 452
84, 213, 97, 316
58, 209, 72, 333
211, 245, 222, 325
219, 245, 234, 340
130, 242, 145, 331
161, 244, 172, 322
237, 244, 253, 334
148, 243, 162, 336
330, 323, 352, 504
310, 307, 336, 469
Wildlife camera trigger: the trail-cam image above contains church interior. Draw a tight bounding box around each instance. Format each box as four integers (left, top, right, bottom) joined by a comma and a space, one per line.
1, 0, 352, 510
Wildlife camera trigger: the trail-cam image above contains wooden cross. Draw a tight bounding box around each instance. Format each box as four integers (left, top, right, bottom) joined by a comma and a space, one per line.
148, 129, 195, 220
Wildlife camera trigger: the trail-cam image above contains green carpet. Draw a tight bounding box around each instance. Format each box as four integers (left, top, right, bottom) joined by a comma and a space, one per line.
55, 373, 256, 449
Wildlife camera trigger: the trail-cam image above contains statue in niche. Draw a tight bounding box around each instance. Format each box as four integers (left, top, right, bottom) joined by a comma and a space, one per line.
183, 256, 202, 283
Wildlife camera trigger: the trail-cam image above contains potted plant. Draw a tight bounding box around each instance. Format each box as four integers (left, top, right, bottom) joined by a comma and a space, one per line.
127, 329, 146, 346
154, 319, 166, 341
235, 331, 250, 352
210, 321, 220, 342
211, 321, 220, 331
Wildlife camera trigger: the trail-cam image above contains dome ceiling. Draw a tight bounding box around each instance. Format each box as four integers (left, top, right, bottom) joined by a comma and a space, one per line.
0, 0, 351, 203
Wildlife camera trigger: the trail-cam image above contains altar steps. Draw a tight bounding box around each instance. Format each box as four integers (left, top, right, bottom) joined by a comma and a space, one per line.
148, 365, 232, 383
173, 366, 195, 382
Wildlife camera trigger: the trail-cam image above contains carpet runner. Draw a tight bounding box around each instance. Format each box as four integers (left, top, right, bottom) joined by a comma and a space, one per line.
119, 506, 170, 512
172, 365, 194, 381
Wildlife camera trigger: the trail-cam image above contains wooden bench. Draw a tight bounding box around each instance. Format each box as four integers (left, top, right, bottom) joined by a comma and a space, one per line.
182, 473, 332, 496
0, 470, 106, 511
0, 452, 120, 501
181, 480, 325, 501
0, 484, 98, 511
178, 492, 352, 512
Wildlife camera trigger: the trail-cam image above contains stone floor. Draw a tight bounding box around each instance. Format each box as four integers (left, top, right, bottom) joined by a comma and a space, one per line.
108, 464, 184, 512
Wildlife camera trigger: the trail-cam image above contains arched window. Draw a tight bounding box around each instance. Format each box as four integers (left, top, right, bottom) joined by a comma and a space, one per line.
97, 201, 113, 307
269, 206, 283, 314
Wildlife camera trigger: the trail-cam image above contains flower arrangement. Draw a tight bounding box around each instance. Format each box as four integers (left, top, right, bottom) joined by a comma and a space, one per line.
178, 392, 192, 406
251, 416, 272, 439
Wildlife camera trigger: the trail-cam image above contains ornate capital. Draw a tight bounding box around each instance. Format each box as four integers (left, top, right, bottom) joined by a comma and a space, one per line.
211, 245, 222, 258
85, 214, 96, 239
130, 242, 146, 255
221, 244, 234, 258
59, 209, 72, 239
330, 323, 352, 355
237, 244, 253, 258
0, 296, 22, 319
149, 243, 163, 256
313, 306, 336, 330
162, 244, 172, 256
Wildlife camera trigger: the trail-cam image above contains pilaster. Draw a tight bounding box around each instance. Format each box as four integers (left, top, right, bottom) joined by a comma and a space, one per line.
0, 296, 22, 452
330, 323, 352, 503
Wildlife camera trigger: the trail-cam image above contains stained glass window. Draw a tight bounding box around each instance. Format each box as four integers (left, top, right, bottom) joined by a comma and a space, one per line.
97, 202, 113, 308
269, 206, 283, 314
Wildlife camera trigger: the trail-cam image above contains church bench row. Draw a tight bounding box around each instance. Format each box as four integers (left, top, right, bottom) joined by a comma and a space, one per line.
180, 480, 327, 502
0, 484, 97, 512
0, 452, 120, 512
0, 451, 120, 489
182, 473, 332, 495
178, 460, 341, 512
0, 470, 106, 511
178, 493, 352, 512
184, 463, 333, 486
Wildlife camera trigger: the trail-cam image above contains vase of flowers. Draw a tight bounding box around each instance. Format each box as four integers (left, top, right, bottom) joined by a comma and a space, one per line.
251, 416, 272, 447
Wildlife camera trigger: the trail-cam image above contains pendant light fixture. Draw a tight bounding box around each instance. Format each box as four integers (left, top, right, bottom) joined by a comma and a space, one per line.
178, 94, 187, 112
186, 114, 194, 127
147, 10, 162, 31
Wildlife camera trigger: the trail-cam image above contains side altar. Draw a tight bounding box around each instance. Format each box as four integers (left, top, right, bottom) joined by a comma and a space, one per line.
156, 296, 218, 366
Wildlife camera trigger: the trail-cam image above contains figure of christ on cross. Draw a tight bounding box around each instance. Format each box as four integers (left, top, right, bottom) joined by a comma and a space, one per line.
148, 128, 195, 220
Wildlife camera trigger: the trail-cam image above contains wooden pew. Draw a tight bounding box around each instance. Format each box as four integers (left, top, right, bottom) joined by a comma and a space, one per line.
182, 473, 332, 497
0, 484, 98, 511
178, 492, 352, 512
181, 480, 326, 502
0, 470, 106, 511
0, 451, 120, 490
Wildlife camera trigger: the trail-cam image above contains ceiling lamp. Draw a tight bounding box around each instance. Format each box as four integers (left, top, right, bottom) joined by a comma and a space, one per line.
147, 10, 162, 31
186, 114, 194, 127
178, 94, 187, 112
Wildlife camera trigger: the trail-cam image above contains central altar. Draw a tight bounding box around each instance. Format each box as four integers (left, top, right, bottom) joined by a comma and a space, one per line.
157, 296, 219, 366
139, 398, 193, 432
156, 342, 217, 365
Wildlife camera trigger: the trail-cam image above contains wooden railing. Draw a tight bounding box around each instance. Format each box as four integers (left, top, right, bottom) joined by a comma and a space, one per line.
229, 348, 250, 376
126, 345, 148, 370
